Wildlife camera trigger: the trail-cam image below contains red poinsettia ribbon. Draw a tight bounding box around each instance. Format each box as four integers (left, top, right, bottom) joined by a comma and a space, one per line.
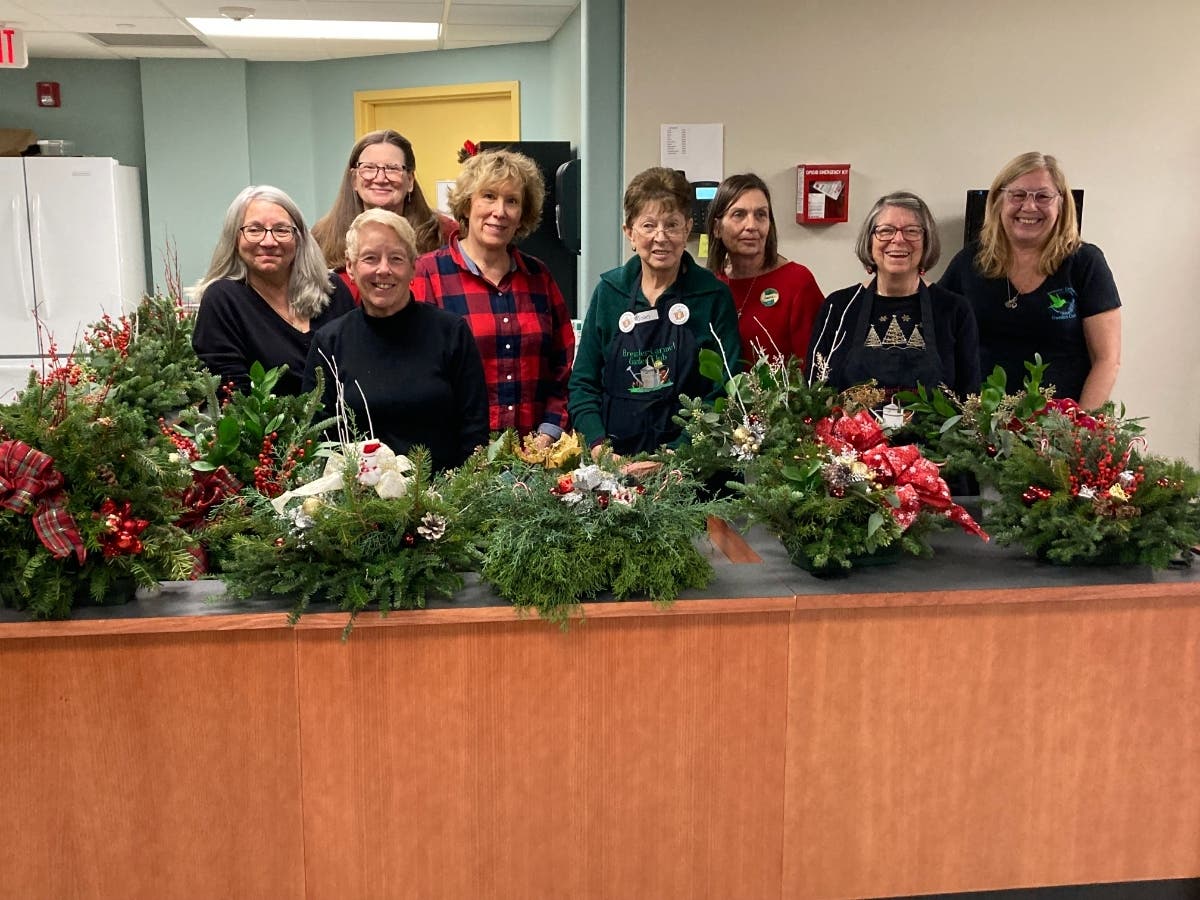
0, 439, 87, 563
814, 410, 886, 455
861, 443, 988, 539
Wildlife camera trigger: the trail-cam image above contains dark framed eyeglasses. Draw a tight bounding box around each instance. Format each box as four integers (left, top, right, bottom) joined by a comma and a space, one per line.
872, 225, 924, 242
239, 225, 297, 243
355, 163, 410, 181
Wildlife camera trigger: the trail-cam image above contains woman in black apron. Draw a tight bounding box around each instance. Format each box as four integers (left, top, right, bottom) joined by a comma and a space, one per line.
807, 191, 979, 403
569, 167, 742, 458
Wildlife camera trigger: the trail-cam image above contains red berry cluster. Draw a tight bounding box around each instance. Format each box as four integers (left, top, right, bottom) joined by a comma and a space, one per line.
84, 313, 133, 359
253, 435, 310, 498
1067, 429, 1144, 499
38, 338, 84, 387
158, 418, 199, 461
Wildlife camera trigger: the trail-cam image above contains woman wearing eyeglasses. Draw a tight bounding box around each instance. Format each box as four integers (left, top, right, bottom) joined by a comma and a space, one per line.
807, 191, 979, 401
939, 152, 1121, 407
411, 149, 574, 449
569, 166, 741, 457
312, 130, 457, 302
192, 185, 354, 396
705, 173, 824, 365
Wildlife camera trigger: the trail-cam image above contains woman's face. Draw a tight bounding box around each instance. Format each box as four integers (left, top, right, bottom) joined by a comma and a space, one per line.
353, 142, 413, 213
348, 222, 415, 317
718, 188, 771, 261
1000, 167, 1061, 251
238, 199, 297, 282
466, 179, 523, 251
624, 201, 691, 277
869, 205, 924, 281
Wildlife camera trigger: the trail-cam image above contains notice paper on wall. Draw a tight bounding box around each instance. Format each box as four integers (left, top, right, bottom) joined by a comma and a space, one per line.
660, 123, 723, 183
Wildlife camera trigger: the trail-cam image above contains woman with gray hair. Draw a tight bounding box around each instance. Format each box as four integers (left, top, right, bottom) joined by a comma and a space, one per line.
192, 185, 354, 395
303, 209, 488, 472
807, 191, 979, 401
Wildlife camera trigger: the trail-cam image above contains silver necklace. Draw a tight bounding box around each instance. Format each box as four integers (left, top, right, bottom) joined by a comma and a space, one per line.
1005, 278, 1019, 310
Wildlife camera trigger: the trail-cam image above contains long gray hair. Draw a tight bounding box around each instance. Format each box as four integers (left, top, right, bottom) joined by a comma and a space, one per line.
193, 185, 334, 319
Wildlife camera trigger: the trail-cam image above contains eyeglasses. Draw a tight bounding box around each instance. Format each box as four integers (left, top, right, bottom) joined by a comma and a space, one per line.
1002, 188, 1060, 207
633, 219, 689, 239
355, 163, 410, 181
239, 225, 297, 243
872, 225, 924, 242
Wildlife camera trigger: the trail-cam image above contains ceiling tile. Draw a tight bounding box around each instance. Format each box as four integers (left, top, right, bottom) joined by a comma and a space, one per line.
449, 4, 572, 27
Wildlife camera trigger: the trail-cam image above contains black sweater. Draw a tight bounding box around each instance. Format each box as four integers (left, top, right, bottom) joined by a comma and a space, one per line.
192, 276, 355, 396
302, 301, 489, 472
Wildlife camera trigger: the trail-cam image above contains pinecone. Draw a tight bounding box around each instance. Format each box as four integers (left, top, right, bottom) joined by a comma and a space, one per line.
95, 463, 119, 486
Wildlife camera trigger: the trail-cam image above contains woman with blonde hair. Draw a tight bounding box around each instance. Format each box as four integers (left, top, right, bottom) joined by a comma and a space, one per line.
940, 151, 1121, 407
192, 185, 354, 396
312, 130, 456, 301
411, 148, 574, 449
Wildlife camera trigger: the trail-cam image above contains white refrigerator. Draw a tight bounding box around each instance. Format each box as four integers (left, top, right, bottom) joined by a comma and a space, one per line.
0, 156, 146, 400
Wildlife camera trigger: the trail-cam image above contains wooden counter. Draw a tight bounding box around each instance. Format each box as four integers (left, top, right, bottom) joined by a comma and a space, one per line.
1, 527, 1198, 899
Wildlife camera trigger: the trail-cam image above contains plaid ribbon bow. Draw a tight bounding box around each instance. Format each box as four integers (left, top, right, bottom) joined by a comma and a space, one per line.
0, 439, 87, 564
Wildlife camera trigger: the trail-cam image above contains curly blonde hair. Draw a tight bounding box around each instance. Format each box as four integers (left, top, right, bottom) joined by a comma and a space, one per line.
447, 149, 545, 242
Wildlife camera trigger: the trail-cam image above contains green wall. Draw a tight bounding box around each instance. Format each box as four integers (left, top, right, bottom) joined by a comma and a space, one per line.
0, 59, 145, 165
140, 59, 252, 292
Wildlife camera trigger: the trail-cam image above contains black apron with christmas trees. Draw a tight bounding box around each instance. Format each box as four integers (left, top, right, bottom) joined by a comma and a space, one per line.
600, 292, 702, 455
841, 279, 945, 399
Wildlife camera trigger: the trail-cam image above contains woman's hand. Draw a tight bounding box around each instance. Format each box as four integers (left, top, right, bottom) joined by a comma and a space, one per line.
619, 460, 662, 479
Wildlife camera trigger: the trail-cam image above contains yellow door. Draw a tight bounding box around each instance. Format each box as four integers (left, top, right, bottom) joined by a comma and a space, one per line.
354, 81, 521, 202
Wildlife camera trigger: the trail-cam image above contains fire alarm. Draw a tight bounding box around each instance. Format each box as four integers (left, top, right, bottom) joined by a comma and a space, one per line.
36, 81, 60, 108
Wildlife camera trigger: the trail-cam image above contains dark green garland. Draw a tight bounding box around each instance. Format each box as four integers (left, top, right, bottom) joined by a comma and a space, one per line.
469, 459, 714, 624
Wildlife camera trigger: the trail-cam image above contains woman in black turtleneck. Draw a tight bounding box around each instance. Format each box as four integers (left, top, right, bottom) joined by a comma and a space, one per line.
302, 209, 488, 472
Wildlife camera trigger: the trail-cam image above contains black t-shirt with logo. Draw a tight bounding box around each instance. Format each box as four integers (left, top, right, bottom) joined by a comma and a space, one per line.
939, 242, 1120, 400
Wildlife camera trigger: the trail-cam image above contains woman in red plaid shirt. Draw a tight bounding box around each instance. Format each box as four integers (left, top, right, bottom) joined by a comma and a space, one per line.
411, 150, 574, 449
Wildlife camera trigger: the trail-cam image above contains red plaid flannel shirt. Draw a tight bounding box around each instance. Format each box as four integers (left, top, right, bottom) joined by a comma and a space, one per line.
412, 240, 574, 436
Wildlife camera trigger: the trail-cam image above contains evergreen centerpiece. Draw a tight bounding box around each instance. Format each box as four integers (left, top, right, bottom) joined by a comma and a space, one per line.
984, 397, 1200, 566
0, 365, 197, 619
462, 433, 714, 623
215, 443, 476, 633
677, 351, 987, 573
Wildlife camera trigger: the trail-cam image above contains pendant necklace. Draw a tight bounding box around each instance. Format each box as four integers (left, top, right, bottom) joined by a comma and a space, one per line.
735, 272, 761, 319
1005, 278, 1019, 310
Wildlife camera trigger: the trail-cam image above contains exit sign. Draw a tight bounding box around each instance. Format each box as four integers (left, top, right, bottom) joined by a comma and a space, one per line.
1, 26, 28, 68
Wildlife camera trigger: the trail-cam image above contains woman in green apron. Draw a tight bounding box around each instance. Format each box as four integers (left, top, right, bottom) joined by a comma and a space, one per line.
569, 167, 742, 457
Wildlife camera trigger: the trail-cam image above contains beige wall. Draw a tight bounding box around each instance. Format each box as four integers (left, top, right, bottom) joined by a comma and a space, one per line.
625, 0, 1200, 462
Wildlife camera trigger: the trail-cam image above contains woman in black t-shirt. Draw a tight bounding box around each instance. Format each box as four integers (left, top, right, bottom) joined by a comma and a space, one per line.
939, 152, 1121, 407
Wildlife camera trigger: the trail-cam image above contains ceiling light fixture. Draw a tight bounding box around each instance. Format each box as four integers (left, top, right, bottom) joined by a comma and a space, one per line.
218, 6, 255, 22
187, 17, 439, 41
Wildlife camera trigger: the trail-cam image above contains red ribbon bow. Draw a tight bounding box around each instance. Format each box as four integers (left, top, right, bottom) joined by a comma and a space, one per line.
0, 439, 86, 564
814, 412, 987, 540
